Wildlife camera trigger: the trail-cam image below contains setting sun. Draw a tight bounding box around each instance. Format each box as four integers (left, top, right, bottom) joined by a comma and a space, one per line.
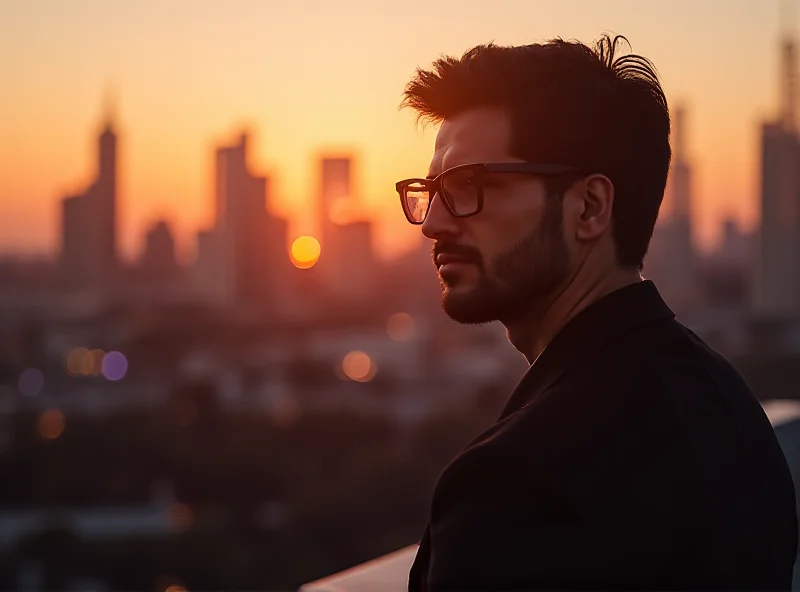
291, 236, 321, 269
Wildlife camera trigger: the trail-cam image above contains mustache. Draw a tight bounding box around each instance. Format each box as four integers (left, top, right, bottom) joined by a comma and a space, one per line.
432, 242, 482, 263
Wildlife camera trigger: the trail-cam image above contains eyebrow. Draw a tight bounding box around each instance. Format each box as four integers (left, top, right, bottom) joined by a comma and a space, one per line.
426, 165, 441, 179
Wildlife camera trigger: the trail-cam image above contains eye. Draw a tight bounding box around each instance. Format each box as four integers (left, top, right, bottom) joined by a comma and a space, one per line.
446, 172, 477, 190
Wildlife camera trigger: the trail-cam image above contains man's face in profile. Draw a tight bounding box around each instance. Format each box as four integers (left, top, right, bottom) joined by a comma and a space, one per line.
422, 107, 573, 325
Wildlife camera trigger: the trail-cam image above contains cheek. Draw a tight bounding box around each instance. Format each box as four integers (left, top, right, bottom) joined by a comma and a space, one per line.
470, 207, 539, 262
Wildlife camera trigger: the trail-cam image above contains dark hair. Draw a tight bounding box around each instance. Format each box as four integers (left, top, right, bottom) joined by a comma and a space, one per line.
401, 34, 671, 269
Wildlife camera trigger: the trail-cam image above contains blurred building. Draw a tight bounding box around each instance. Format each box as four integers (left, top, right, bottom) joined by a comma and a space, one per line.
59, 109, 118, 296
265, 215, 291, 309
140, 220, 178, 279
316, 155, 377, 300
716, 218, 755, 270
194, 229, 225, 304
61, 194, 93, 288
693, 218, 755, 312
194, 131, 289, 313
753, 33, 800, 317
645, 104, 697, 313
334, 220, 376, 300
382, 238, 441, 316
318, 156, 352, 254
117, 219, 192, 302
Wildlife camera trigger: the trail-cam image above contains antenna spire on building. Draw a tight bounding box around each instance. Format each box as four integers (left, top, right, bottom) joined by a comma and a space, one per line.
781, 0, 798, 38
780, 0, 798, 130
102, 83, 118, 131
673, 104, 686, 161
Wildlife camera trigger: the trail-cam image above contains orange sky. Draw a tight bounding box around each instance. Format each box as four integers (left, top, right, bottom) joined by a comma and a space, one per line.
0, 0, 789, 261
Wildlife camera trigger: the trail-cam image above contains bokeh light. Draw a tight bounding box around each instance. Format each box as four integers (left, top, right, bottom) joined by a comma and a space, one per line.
91, 349, 106, 375
341, 350, 376, 382
155, 575, 184, 592
102, 351, 128, 381
18, 368, 44, 397
38, 408, 65, 440
65, 347, 88, 375
386, 312, 416, 341
80, 348, 95, 375
290, 236, 321, 269
66, 347, 114, 376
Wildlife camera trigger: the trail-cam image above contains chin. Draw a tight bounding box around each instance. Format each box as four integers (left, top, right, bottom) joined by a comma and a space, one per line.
441, 288, 499, 326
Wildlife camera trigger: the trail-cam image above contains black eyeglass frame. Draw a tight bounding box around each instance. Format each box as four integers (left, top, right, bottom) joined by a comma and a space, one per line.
395, 162, 580, 225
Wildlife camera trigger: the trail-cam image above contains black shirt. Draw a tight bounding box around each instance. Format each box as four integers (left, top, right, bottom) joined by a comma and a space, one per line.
409, 280, 798, 591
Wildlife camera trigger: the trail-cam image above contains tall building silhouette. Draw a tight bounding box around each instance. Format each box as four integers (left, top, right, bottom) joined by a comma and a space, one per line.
140, 220, 178, 279
194, 229, 224, 303
61, 193, 92, 288
334, 220, 375, 300
195, 131, 287, 311
318, 156, 352, 272
316, 155, 377, 299
646, 104, 696, 312
59, 108, 118, 295
754, 28, 800, 316
319, 157, 352, 237
664, 105, 696, 309
96, 117, 118, 279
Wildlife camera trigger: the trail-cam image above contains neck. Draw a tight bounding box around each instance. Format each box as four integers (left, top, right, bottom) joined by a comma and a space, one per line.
504, 266, 642, 364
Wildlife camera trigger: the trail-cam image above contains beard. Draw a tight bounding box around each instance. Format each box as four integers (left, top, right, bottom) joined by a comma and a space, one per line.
438, 199, 571, 325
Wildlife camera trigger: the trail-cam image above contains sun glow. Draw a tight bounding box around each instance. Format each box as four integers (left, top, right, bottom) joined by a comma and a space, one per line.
290, 236, 321, 269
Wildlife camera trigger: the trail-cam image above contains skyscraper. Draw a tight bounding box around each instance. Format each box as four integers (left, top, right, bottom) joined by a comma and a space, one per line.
95, 119, 118, 280
59, 109, 118, 295
645, 104, 697, 313
315, 155, 377, 299
193, 229, 225, 304
61, 193, 93, 288
140, 220, 178, 279
194, 131, 287, 312
663, 105, 696, 310
318, 156, 352, 273
216, 133, 270, 309
754, 33, 800, 316
319, 157, 352, 239
334, 220, 375, 300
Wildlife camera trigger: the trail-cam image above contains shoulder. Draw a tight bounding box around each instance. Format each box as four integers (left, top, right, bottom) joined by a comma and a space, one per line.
435, 318, 775, 502
434, 372, 683, 509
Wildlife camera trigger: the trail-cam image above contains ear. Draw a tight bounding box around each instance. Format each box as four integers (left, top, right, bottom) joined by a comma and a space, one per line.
574, 174, 614, 241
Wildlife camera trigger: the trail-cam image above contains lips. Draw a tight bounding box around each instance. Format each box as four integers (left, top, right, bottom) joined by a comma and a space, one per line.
436, 254, 475, 267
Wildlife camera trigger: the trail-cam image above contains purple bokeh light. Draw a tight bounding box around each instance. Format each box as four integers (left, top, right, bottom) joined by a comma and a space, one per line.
18, 368, 44, 397
101, 351, 128, 381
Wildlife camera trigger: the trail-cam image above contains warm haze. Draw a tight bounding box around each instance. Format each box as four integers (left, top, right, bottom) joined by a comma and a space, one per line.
0, 0, 785, 262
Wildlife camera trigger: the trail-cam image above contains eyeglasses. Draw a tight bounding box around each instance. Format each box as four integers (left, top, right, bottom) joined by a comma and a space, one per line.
395, 162, 579, 225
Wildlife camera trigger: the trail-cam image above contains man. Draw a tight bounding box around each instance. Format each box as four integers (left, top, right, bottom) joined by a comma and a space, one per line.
395, 35, 798, 590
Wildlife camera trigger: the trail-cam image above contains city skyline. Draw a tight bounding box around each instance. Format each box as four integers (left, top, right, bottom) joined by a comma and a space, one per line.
0, 0, 791, 261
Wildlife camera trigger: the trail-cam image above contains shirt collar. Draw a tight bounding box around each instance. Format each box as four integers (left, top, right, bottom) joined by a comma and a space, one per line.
498, 280, 675, 420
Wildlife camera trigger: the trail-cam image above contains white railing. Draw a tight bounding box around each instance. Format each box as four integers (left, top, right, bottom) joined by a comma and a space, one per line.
300, 544, 418, 592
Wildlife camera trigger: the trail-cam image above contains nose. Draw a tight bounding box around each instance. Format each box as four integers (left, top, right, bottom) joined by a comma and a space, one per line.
421, 192, 460, 240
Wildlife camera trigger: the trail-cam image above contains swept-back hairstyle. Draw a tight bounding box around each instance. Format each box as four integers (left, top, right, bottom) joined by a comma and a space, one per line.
401, 35, 671, 269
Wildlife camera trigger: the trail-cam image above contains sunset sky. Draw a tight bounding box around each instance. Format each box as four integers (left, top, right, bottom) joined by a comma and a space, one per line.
0, 0, 788, 261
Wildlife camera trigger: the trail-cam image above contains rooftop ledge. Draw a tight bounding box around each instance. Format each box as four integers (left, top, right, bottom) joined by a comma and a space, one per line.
300, 544, 418, 592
